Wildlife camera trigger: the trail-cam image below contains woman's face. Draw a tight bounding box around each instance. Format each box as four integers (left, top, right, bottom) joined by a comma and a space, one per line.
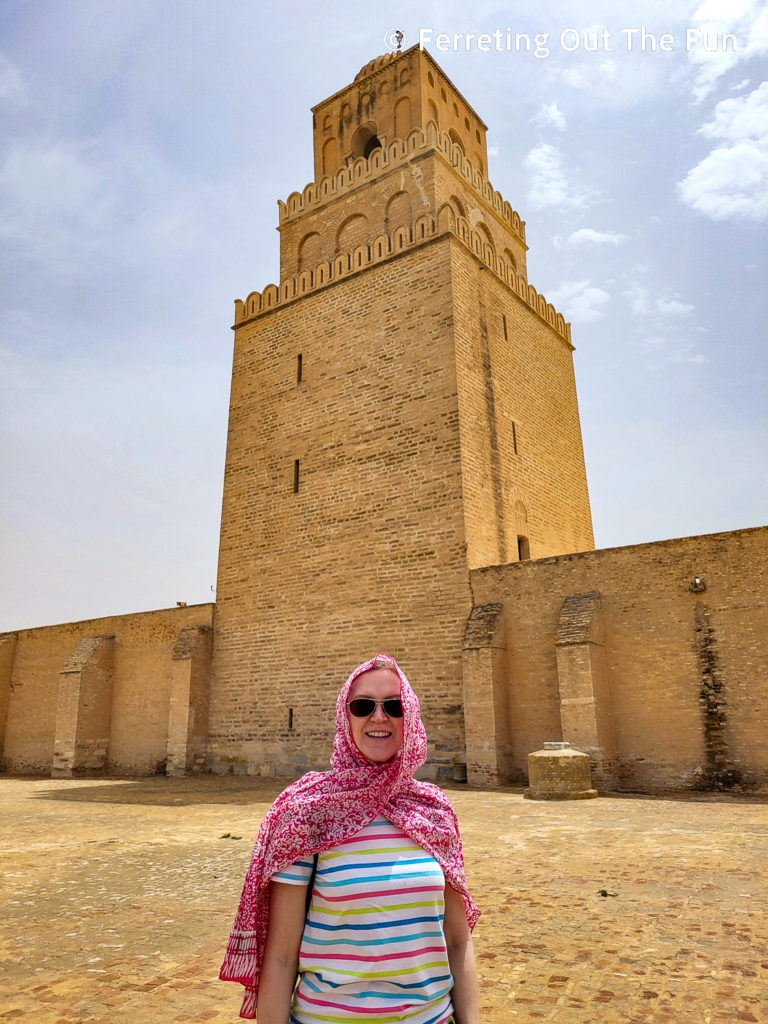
347, 667, 403, 763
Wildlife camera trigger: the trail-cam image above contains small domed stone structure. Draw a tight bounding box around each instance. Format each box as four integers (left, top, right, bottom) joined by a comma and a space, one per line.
525, 742, 598, 800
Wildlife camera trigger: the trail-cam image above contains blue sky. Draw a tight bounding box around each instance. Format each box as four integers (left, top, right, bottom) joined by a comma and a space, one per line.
1, 0, 766, 630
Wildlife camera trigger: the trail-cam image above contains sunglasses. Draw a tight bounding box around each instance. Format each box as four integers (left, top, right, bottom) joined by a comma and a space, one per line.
346, 697, 403, 719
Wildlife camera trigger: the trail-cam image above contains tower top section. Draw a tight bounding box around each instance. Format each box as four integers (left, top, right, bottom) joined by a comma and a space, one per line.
311, 45, 489, 181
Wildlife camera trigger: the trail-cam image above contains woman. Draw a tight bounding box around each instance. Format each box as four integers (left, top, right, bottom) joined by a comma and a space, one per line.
220, 653, 480, 1023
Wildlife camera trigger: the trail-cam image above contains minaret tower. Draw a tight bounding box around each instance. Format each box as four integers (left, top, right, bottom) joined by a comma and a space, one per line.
209, 46, 594, 777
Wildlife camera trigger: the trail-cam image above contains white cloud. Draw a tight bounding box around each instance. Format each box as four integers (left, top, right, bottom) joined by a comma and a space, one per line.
622, 285, 695, 319
548, 280, 610, 323
622, 283, 651, 316
699, 80, 768, 141
0, 137, 104, 231
687, 0, 768, 101
523, 143, 592, 210
533, 100, 567, 131
0, 53, 26, 105
554, 228, 629, 249
562, 59, 618, 92
656, 297, 695, 317
678, 84, 768, 221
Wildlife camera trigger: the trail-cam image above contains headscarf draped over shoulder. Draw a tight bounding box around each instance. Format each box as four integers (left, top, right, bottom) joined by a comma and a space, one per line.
219, 654, 480, 1018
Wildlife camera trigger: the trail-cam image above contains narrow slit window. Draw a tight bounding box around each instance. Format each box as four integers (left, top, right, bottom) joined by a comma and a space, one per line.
293, 459, 300, 493
502, 314, 508, 340
288, 708, 294, 730
297, 353, 303, 383
517, 535, 530, 561
512, 421, 518, 455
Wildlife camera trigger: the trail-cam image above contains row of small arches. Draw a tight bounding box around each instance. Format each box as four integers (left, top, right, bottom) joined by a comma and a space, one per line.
280, 123, 525, 240
237, 212, 567, 342
296, 196, 517, 275
424, 68, 484, 147
321, 66, 411, 132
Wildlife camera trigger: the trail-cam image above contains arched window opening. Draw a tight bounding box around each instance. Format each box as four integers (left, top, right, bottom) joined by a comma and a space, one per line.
351, 123, 381, 161
363, 135, 382, 158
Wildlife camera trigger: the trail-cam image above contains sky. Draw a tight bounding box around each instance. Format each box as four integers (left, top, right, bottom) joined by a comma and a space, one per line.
1, 0, 766, 631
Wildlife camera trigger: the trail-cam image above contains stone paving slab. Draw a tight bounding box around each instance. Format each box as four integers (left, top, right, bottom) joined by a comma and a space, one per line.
0, 777, 766, 1023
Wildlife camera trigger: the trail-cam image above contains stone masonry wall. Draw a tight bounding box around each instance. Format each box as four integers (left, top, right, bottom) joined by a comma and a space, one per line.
211, 236, 474, 779
0, 605, 213, 774
451, 247, 594, 568
467, 526, 768, 791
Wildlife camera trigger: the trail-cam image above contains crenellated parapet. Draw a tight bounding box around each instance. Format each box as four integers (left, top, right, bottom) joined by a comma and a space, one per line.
278, 122, 526, 245
234, 207, 570, 346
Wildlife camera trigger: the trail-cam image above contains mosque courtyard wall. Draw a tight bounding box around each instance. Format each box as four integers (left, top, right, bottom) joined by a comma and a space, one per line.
464, 525, 768, 793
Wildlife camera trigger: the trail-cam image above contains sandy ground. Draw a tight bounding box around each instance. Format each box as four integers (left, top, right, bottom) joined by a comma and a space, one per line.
0, 776, 766, 1023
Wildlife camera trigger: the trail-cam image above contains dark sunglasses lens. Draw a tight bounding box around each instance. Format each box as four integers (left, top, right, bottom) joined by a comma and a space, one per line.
348, 698, 376, 717
347, 698, 404, 718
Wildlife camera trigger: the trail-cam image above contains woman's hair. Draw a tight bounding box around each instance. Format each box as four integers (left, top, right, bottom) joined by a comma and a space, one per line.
371, 654, 399, 672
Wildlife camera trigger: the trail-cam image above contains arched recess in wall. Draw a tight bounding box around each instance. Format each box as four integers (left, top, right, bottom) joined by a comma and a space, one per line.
448, 129, 465, 154
473, 150, 486, 176
428, 99, 439, 126
385, 191, 412, 233
477, 222, 495, 256
449, 194, 466, 218
336, 214, 369, 253
394, 96, 411, 140
503, 247, 518, 272
322, 114, 332, 133
322, 137, 338, 176
297, 232, 323, 273
351, 122, 382, 160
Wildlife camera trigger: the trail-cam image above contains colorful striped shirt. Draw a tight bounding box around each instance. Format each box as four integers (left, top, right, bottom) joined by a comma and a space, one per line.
271, 816, 454, 1024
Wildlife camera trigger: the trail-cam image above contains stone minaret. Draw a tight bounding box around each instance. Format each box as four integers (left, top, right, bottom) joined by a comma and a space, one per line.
209, 46, 594, 778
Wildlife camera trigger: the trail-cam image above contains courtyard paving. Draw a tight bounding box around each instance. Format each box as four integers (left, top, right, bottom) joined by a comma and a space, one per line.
0, 776, 766, 1023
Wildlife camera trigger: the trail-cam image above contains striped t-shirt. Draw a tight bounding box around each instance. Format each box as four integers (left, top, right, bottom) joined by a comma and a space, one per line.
271, 816, 454, 1024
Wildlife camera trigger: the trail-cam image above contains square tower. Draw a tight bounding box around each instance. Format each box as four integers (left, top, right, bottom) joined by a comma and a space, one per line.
209, 47, 594, 777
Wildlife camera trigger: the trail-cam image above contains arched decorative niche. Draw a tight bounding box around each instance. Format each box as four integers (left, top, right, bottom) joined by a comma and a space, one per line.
449, 194, 466, 218
477, 222, 495, 256
322, 137, 338, 177
448, 129, 464, 154
297, 232, 322, 273
385, 191, 412, 233
336, 213, 369, 253
394, 96, 411, 139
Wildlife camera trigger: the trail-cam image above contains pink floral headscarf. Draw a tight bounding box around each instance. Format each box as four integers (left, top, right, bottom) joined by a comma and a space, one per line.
220, 654, 480, 1019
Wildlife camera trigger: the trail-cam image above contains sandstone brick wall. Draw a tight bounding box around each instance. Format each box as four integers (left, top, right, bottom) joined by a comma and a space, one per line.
214, 151, 592, 779
279, 137, 527, 284
311, 46, 488, 181
0, 605, 213, 774
467, 526, 768, 791
451, 246, 593, 568
212, 236, 474, 779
